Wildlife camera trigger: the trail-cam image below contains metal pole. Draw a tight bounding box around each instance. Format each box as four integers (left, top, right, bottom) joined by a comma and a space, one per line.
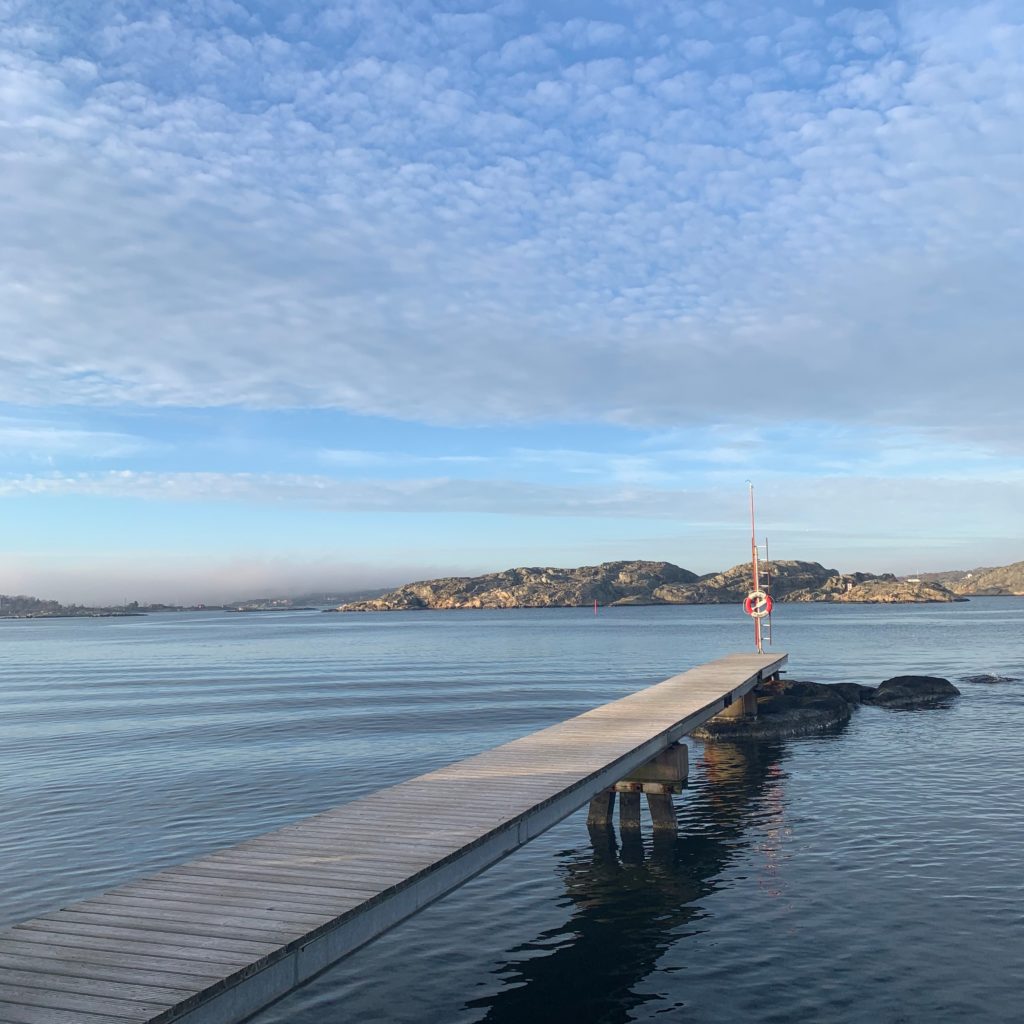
749, 482, 762, 653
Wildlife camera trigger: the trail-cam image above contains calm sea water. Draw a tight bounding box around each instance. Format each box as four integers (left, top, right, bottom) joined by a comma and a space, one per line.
2, 600, 1023, 1023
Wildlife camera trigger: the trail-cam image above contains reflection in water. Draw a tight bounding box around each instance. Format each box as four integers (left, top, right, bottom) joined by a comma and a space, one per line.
467, 742, 789, 1024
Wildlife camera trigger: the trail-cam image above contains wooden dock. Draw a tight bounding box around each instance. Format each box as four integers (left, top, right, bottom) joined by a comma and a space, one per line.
0, 651, 786, 1024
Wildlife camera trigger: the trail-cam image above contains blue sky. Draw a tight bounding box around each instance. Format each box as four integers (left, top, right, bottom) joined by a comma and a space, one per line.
1, 0, 1021, 603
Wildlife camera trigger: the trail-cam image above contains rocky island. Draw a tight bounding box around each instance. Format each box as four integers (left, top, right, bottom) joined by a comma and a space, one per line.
336, 559, 965, 611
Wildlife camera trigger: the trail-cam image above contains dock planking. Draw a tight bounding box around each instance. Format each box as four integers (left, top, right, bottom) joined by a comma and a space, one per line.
0, 651, 785, 1024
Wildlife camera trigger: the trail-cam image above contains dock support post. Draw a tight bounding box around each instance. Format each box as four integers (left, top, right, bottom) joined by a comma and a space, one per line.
623, 743, 688, 784
645, 788, 676, 830
609, 743, 688, 833
718, 690, 758, 720
586, 789, 616, 827
618, 786, 642, 830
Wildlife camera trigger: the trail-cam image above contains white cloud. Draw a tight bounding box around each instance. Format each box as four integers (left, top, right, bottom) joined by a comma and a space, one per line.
317, 449, 392, 467
0, 0, 1020, 448
560, 19, 628, 50
2, 462, 1021, 533
317, 448, 489, 467
0, 469, 708, 517
0, 418, 149, 459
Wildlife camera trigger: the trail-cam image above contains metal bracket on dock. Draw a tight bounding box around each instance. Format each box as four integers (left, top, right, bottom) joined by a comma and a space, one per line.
614, 780, 682, 794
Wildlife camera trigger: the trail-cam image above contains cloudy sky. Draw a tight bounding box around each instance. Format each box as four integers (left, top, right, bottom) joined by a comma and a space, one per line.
1, 0, 1021, 603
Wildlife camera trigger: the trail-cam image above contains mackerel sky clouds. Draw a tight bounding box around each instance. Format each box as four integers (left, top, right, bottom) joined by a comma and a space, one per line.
1, 0, 1021, 602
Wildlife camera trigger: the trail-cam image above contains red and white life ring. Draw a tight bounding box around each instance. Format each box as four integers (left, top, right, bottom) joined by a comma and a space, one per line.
743, 591, 773, 618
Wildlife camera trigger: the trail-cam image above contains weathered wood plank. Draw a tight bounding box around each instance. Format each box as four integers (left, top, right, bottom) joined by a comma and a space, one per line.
0, 1002, 133, 1024
0, 981, 166, 1020
131, 870, 376, 904
200, 848, 440, 876
34, 911, 308, 948
0, 953, 213, 994
0, 941, 228, 981
16, 920, 277, 958
155, 866, 385, 901
205, 843, 447, 869
242, 829, 467, 851
84, 895, 330, 928
0, 968, 191, 1007
1, 930, 253, 969
112, 881, 350, 914
167, 853, 417, 885
286, 838, 476, 861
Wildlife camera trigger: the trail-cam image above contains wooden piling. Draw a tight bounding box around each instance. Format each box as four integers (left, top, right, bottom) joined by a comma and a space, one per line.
645, 793, 676, 830
619, 790, 642, 830
586, 789, 616, 827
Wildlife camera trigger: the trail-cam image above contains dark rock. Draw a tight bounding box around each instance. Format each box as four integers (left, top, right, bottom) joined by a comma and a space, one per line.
960, 673, 1020, 684
694, 678, 852, 740
828, 682, 876, 704
865, 675, 961, 708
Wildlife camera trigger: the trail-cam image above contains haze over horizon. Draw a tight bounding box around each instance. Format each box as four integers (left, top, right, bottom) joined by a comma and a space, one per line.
2, 1, 1021, 606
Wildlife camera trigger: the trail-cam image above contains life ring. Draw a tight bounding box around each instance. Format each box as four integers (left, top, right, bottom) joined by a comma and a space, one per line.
743, 591, 773, 618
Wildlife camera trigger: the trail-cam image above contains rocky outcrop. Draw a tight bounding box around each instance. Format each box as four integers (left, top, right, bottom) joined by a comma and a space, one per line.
654, 562, 960, 604
693, 678, 853, 740
338, 558, 963, 611
914, 568, 993, 588
654, 560, 849, 604
948, 561, 1024, 596
338, 561, 699, 611
960, 674, 1020, 684
696, 673, 961, 740
910, 561, 1024, 596
863, 675, 961, 708
787, 577, 963, 603
829, 682, 877, 703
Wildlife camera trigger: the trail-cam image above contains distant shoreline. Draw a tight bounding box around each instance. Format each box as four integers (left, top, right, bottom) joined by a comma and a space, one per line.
329, 596, 1024, 613
2, 612, 148, 620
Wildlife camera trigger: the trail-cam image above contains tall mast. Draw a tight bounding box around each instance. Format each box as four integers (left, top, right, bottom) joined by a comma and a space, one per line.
749, 482, 763, 654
